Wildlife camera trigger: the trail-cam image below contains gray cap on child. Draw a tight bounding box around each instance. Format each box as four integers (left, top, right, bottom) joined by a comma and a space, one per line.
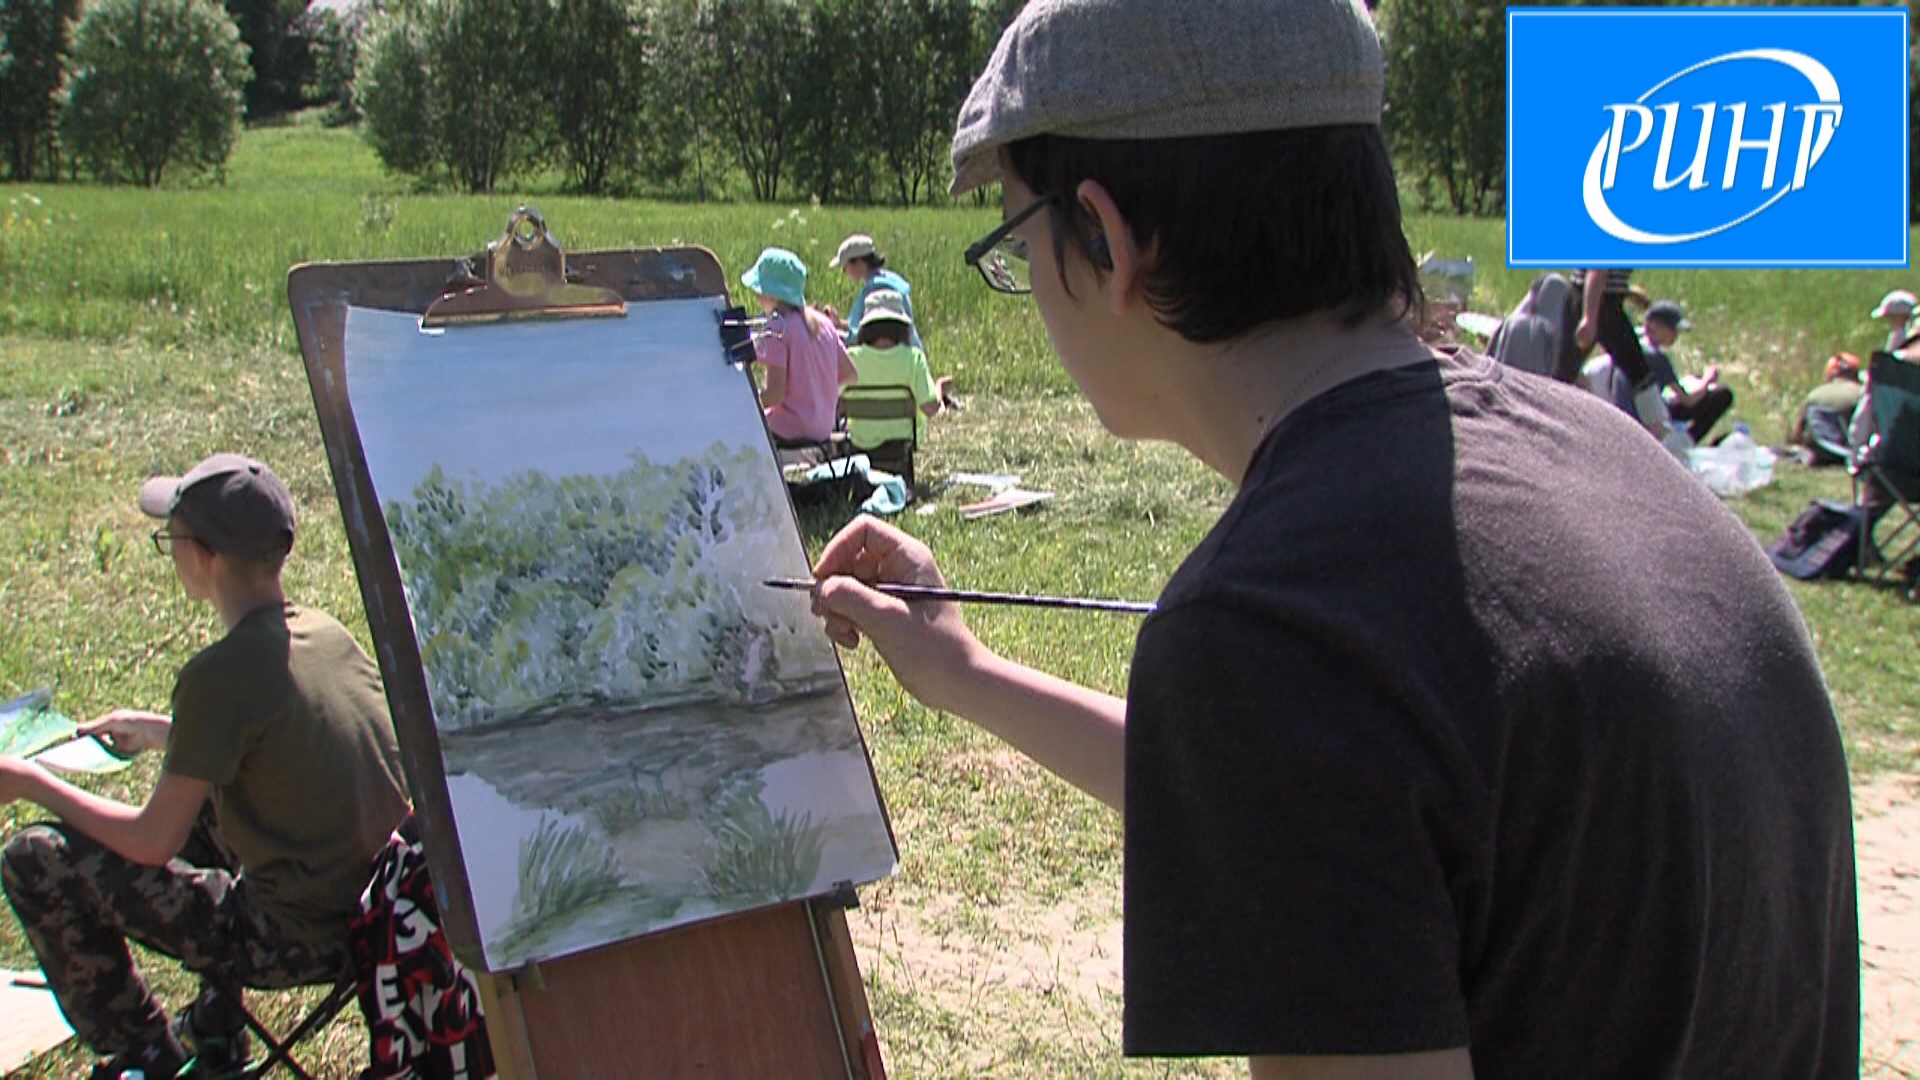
949, 0, 1386, 197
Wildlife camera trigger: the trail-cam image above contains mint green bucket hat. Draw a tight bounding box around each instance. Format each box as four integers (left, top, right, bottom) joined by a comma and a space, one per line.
743, 247, 808, 308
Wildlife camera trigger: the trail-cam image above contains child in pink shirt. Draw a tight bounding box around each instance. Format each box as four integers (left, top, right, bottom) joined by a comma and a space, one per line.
743, 247, 856, 443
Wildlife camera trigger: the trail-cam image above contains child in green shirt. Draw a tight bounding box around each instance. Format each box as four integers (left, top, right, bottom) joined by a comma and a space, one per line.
846, 288, 942, 451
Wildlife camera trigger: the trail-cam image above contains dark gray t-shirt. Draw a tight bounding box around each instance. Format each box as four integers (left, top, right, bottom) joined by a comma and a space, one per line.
1123, 351, 1857, 1076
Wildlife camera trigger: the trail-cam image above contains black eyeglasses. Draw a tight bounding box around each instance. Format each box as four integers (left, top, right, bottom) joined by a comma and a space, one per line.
151, 529, 196, 556
963, 195, 1053, 295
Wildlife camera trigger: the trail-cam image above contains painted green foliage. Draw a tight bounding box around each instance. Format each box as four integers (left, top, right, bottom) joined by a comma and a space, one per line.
388, 442, 836, 732
0, 690, 68, 758
0, 690, 130, 773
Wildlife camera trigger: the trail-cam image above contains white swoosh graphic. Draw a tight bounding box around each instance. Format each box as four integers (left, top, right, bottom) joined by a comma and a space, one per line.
1584, 49, 1837, 243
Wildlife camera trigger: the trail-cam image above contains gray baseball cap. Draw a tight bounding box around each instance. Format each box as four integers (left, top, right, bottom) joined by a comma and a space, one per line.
139, 453, 296, 559
950, 0, 1386, 197
1646, 300, 1692, 331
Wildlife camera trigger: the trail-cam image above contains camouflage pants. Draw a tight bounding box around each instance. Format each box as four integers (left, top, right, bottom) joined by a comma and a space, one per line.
0, 804, 343, 1056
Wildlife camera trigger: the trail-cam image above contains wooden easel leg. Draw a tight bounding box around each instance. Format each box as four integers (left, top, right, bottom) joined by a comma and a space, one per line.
810, 904, 887, 1080
477, 972, 538, 1080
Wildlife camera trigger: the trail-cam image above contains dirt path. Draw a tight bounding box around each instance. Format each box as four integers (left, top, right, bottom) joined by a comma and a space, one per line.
1858, 778, 1920, 1078
856, 779, 1920, 1077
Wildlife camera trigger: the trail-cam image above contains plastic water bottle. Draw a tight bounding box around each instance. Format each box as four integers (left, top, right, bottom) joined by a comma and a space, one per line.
1720, 422, 1771, 493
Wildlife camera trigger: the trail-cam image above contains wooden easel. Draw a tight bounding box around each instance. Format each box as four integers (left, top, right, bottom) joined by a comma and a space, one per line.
287, 208, 887, 1079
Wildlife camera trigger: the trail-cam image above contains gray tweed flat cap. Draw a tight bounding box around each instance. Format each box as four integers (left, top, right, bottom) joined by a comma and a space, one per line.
950, 0, 1386, 197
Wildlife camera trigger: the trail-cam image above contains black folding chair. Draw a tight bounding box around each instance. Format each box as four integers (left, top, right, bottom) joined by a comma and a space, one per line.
234, 970, 359, 1080
1851, 351, 1920, 588
840, 385, 921, 490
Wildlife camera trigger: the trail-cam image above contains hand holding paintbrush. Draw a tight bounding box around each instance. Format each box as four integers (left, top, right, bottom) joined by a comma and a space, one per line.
802, 514, 1127, 808
35, 710, 170, 760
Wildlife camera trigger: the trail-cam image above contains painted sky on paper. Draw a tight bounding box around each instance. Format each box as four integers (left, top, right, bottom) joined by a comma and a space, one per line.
345, 298, 765, 497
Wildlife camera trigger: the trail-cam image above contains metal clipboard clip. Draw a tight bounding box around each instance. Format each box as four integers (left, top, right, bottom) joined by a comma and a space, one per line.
422, 206, 627, 329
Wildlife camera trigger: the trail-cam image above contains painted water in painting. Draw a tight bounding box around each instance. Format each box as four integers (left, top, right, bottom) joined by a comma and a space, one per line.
345, 300, 897, 971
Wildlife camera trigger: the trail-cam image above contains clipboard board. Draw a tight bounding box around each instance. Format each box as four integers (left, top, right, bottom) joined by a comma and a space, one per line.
287, 207, 887, 1079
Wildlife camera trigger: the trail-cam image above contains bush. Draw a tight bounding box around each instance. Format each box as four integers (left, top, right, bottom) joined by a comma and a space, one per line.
357, 0, 547, 192
60, 0, 250, 187
355, 10, 439, 178
544, 0, 651, 194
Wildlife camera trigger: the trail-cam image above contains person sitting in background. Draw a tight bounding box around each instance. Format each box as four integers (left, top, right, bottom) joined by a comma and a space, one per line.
825, 234, 924, 352
846, 289, 943, 462
1871, 289, 1917, 353
1789, 352, 1865, 466
1641, 300, 1732, 444
744, 247, 858, 444
0, 455, 410, 1080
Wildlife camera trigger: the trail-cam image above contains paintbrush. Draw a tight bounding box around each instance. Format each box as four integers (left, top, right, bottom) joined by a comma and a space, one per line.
762, 577, 1156, 615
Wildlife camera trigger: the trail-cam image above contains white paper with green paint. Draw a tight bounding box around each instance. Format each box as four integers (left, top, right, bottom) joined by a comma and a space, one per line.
345, 299, 898, 972
0, 690, 134, 774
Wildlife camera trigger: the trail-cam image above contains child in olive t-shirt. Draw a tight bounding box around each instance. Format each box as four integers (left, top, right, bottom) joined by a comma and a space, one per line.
0, 454, 409, 1080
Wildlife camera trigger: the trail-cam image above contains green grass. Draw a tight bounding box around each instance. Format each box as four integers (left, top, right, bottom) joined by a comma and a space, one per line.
1, 122, 1916, 1078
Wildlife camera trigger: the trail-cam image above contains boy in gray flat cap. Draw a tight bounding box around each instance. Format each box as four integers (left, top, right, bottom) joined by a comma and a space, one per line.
0, 454, 409, 1080
812, 1, 1856, 1077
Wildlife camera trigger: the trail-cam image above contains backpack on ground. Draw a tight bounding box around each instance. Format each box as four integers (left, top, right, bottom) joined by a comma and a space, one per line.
1766, 499, 1863, 581
1488, 272, 1576, 382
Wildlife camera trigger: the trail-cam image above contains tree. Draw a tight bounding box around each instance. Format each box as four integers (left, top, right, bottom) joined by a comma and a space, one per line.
1377, 0, 1505, 215
356, 9, 441, 177
224, 0, 311, 119
60, 0, 251, 187
427, 0, 547, 192
636, 0, 717, 195
787, 0, 874, 204
546, 0, 651, 194
356, 0, 547, 192
303, 5, 363, 122
0, 0, 79, 180
859, 0, 973, 205
697, 0, 808, 201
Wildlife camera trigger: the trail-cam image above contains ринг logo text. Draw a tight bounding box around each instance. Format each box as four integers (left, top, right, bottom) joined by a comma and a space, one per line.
1584, 49, 1842, 244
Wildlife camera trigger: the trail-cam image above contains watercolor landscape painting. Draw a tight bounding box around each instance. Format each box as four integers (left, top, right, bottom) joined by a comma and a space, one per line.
345, 299, 897, 971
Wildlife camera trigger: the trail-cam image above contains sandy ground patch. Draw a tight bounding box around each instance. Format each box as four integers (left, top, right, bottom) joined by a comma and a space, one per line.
856, 778, 1920, 1077
1859, 778, 1920, 1079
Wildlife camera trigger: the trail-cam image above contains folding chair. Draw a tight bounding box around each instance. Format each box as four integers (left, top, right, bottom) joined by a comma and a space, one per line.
773, 430, 856, 483
1851, 351, 1920, 586
234, 969, 359, 1080
840, 385, 920, 490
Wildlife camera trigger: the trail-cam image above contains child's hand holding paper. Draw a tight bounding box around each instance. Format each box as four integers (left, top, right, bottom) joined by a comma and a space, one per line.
75, 710, 170, 758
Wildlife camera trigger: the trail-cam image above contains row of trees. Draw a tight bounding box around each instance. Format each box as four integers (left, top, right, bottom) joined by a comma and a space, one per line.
0, 0, 358, 185
359, 0, 1020, 199
8, 0, 1916, 214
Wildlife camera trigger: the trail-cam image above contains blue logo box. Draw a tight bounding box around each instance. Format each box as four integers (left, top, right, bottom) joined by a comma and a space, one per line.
1507, 7, 1909, 268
